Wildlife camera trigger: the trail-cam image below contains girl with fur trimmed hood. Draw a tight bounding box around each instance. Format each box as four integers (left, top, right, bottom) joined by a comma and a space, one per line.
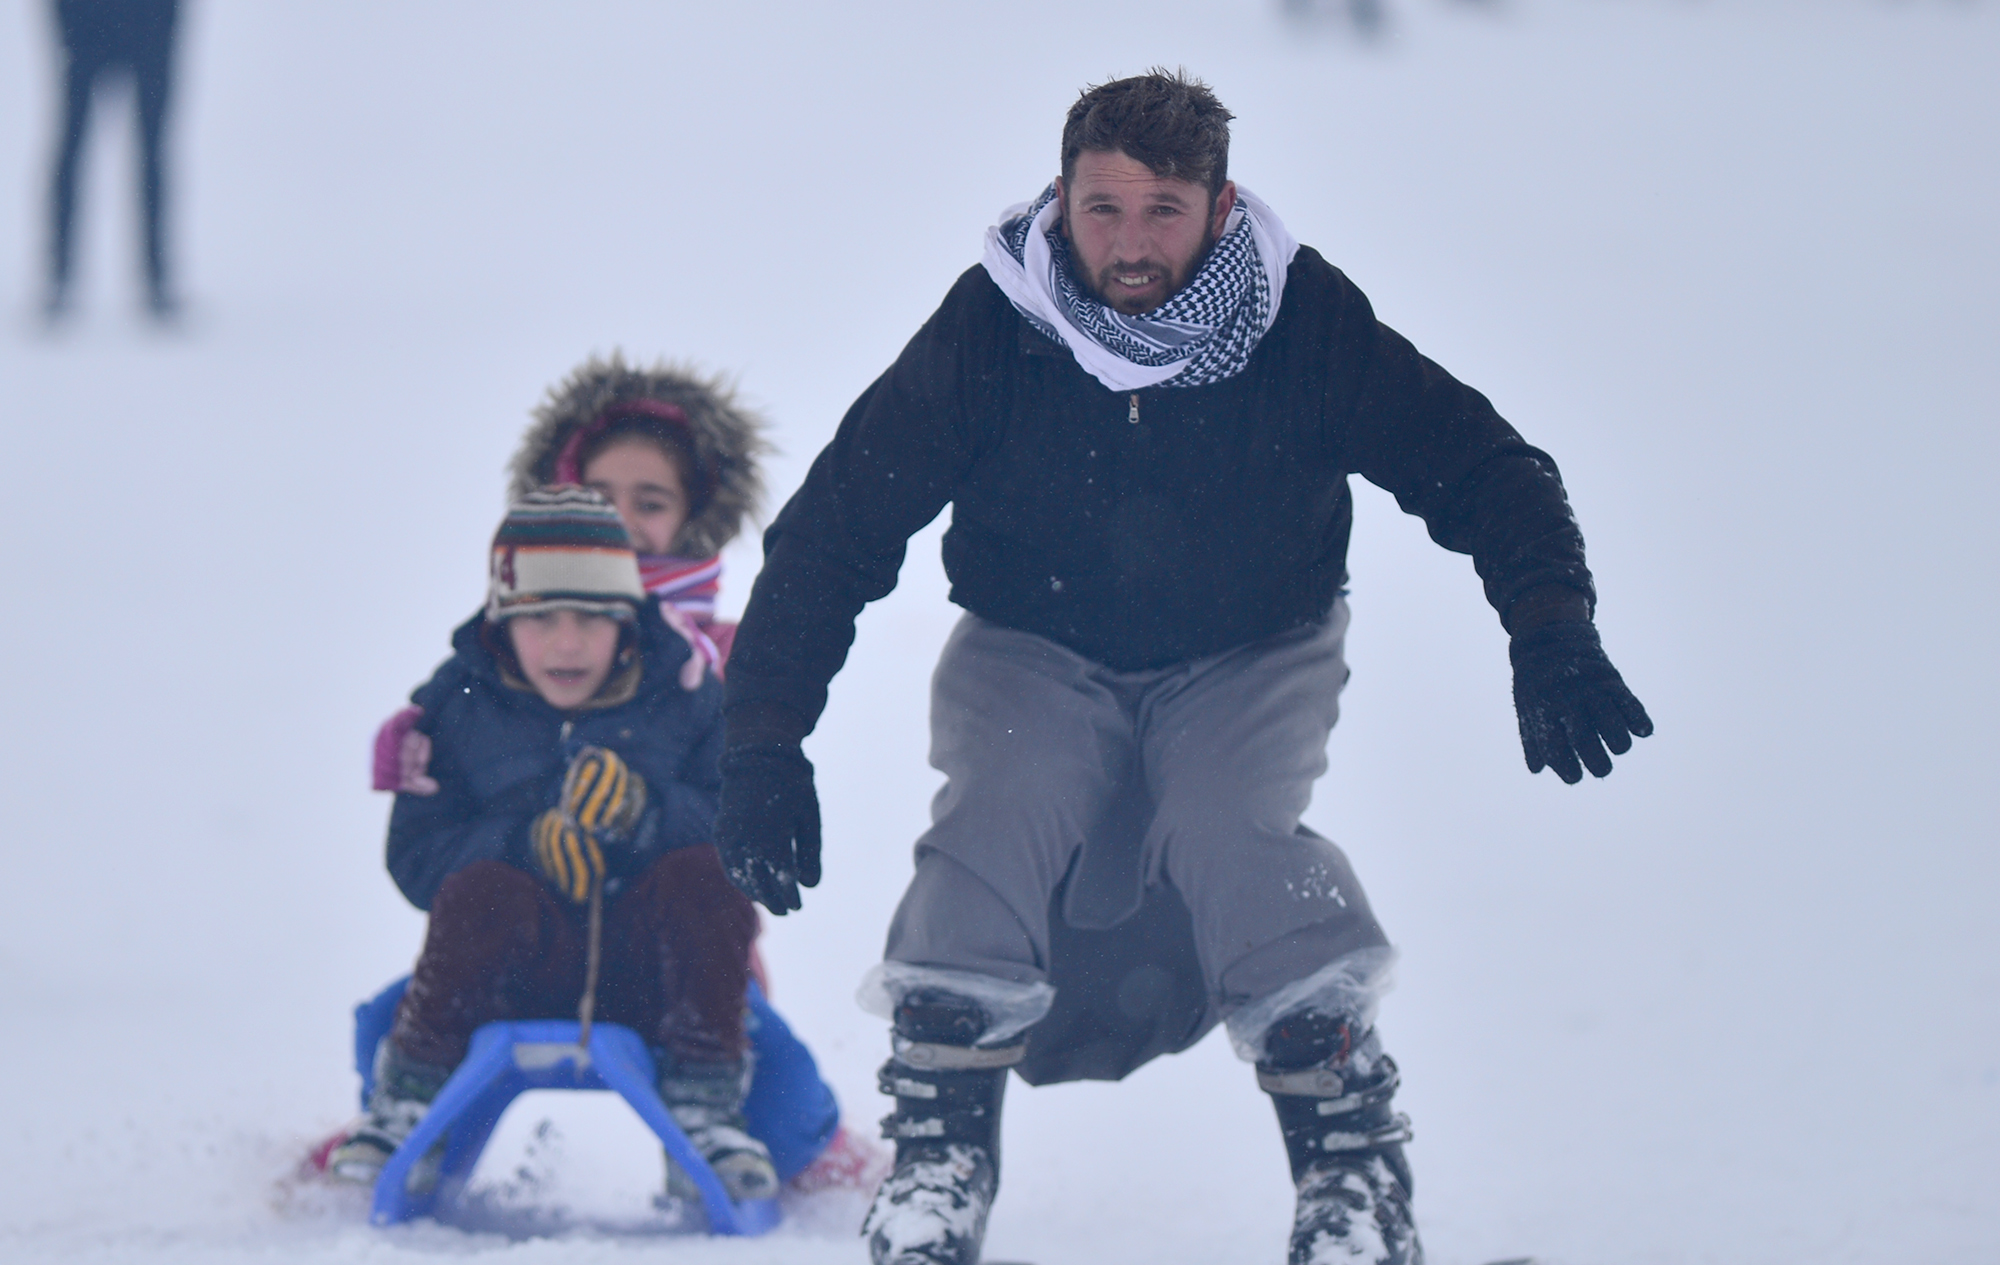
508, 354, 769, 682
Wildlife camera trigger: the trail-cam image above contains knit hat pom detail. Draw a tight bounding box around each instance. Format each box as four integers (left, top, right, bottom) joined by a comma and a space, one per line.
486, 486, 646, 622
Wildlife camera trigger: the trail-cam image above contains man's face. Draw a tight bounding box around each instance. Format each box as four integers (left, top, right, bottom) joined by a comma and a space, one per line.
1058, 149, 1237, 316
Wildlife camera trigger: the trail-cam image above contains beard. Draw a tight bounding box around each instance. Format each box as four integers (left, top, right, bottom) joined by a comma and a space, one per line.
1067, 221, 1221, 316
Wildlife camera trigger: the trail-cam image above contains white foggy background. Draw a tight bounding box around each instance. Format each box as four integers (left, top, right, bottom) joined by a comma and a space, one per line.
0, 1, 1994, 1262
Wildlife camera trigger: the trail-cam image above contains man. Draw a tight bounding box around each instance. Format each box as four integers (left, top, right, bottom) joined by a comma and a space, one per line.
717, 70, 1650, 1265
44, 0, 183, 319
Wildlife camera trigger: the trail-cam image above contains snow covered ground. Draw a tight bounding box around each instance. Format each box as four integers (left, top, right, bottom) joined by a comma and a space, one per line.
1, 1, 1995, 1261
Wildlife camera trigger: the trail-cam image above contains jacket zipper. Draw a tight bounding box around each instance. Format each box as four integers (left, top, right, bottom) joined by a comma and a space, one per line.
1129, 393, 1140, 425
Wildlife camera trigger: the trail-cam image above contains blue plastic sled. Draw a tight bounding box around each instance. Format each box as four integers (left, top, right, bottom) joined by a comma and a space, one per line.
352, 976, 836, 1232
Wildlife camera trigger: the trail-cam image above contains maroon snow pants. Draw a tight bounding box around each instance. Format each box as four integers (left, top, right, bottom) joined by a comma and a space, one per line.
390, 848, 758, 1069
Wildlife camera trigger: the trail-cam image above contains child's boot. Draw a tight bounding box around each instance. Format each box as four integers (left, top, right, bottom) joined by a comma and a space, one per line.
326, 1041, 453, 1189
658, 1055, 779, 1203
863, 989, 1017, 1265
1260, 1012, 1422, 1265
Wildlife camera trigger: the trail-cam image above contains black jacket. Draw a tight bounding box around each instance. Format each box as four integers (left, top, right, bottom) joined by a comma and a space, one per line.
728, 248, 1593, 732
387, 605, 724, 910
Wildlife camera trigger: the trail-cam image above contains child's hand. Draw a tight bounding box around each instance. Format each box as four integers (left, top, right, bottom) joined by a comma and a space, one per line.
561, 746, 648, 840
372, 705, 439, 794
397, 730, 439, 795
659, 603, 721, 691
531, 809, 605, 903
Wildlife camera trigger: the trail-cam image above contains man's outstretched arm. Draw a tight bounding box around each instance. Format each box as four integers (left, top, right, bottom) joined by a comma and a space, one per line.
1334, 281, 1652, 781
719, 271, 999, 910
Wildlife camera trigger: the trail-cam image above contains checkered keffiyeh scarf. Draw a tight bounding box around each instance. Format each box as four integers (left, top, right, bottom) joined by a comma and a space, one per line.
980, 182, 1299, 391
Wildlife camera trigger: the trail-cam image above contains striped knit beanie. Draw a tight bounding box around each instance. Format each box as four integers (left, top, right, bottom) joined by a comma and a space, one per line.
486, 485, 646, 622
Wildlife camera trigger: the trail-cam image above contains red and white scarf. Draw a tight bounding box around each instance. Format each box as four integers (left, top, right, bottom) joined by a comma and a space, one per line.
641, 553, 725, 687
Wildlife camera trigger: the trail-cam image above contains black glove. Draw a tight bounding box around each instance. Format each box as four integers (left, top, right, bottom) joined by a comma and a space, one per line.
715, 743, 821, 915
1509, 621, 1653, 784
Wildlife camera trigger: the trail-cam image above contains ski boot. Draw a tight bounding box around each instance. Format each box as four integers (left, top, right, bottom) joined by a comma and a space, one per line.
658, 1055, 779, 1204
862, 989, 1018, 1265
1260, 1012, 1422, 1265
325, 1040, 453, 1190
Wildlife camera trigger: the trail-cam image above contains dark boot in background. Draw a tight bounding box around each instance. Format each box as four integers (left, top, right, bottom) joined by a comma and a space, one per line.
657, 1053, 778, 1205
326, 1040, 453, 1190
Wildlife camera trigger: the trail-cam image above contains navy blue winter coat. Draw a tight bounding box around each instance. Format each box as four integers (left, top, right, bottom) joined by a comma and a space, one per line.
386, 604, 723, 910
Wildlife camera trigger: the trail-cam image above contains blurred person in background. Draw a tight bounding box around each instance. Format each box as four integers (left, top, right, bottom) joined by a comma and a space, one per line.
43, 0, 183, 321
715, 69, 1650, 1265
1285, 0, 1386, 37
1280, 0, 1501, 40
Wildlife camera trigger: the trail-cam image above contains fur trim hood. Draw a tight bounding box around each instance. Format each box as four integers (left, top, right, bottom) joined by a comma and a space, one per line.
509, 352, 770, 558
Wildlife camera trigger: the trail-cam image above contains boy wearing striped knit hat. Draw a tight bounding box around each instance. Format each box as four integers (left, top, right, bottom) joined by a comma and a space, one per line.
329, 486, 777, 1203
519, 352, 768, 682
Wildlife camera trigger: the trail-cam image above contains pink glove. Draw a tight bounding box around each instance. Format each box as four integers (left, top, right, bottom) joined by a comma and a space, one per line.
372, 706, 439, 795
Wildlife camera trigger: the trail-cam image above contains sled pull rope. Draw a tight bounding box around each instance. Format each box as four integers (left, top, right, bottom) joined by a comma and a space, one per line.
577, 874, 604, 1053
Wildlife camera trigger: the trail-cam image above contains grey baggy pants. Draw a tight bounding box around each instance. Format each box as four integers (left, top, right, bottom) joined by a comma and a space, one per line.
886, 604, 1389, 1026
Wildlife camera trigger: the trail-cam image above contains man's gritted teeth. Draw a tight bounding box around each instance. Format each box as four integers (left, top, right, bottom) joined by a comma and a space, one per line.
1095, 260, 1173, 311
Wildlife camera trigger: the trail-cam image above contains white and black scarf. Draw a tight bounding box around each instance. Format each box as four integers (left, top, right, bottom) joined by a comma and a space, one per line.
980, 181, 1299, 391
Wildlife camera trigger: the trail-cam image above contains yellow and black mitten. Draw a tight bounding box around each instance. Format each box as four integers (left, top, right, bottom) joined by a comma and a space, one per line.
560, 746, 648, 841
530, 808, 605, 904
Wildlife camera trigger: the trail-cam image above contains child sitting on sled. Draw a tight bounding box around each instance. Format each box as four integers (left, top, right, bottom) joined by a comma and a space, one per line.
350, 356, 881, 1198
329, 484, 775, 1200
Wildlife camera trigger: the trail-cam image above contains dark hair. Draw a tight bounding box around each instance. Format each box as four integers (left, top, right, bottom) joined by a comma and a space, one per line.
577, 417, 710, 516
1060, 68, 1234, 198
